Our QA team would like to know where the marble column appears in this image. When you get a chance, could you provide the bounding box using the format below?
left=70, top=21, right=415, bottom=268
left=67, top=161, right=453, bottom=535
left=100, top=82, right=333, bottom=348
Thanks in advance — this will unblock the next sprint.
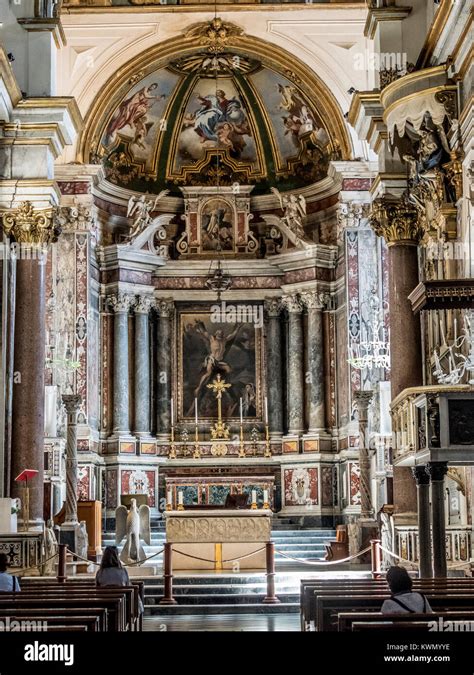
left=134, top=295, right=153, bottom=436
left=301, top=291, right=326, bottom=432
left=156, top=299, right=174, bottom=438
left=264, top=298, right=283, bottom=436
left=412, top=465, right=432, bottom=578
left=283, top=294, right=304, bottom=434
left=62, top=394, right=82, bottom=526
left=370, top=198, right=423, bottom=523
left=108, top=293, right=134, bottom=435
left=2, top=203, right=57, bottom=525
left=427, top=461, right=448, bottom=578
left=353, top=391, right=374, bottom=519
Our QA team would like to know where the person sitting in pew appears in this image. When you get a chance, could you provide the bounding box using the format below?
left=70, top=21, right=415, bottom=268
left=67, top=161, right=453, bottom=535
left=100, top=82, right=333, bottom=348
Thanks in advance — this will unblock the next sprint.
left=382, top=566, right=433, bottom=614
left=96, top=546, right=131, bottom=587
left=0, top=553, right=20, bottom=592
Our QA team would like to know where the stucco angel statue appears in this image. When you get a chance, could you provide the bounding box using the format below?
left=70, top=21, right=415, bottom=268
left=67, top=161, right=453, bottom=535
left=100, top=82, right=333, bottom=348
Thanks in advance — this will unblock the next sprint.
left=126, top=190, right=169, bottom=242
left=115, top=498, right=151, bottom=565
left=270, top=187, right=307, bottom=240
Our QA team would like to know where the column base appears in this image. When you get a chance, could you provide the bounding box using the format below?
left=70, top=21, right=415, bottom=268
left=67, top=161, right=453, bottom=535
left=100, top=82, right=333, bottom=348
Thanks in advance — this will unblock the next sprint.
left=302, top=431, right=332, bottom=453
left=281, top=434, right=300, bottom=454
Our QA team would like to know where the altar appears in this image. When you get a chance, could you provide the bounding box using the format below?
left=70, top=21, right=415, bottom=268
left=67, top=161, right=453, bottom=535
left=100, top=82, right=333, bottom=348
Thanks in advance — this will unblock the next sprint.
left=164, top=509, right=272, bottom=570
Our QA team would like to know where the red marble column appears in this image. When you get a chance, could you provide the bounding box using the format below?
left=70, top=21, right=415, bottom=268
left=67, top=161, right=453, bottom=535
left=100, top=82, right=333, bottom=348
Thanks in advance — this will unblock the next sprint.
left=10, top=257, right=46, bottom=524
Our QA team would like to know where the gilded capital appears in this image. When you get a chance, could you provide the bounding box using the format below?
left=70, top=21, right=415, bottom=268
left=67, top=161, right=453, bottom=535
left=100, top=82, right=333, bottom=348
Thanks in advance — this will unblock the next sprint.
left=369, top=197, right=423, bottom=246
left=2, top=201, right=59, bottom=246
left=300, top=290, right=324, bottom=311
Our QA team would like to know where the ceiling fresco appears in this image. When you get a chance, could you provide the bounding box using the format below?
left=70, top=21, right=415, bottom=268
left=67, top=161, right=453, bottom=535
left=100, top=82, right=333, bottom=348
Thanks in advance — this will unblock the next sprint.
left=94, top=52, right=339, bottom=196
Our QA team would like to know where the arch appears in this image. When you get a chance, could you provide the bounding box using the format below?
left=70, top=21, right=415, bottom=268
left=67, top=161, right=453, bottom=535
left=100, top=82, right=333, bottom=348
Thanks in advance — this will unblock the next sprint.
left=78, top=24, right=352, bottom=166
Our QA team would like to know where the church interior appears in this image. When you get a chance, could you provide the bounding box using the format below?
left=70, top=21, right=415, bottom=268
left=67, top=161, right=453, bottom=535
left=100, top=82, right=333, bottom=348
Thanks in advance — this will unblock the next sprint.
left=0, top=0, right=473, bottom=644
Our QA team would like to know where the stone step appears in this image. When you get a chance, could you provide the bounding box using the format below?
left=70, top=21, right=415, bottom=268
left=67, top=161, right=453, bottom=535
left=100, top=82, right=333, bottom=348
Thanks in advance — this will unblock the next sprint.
left=144, top=584, right=300, bottom=596
left=145, top=602, right=299, bottom=615
left=145, top=592, right=299, bottom=605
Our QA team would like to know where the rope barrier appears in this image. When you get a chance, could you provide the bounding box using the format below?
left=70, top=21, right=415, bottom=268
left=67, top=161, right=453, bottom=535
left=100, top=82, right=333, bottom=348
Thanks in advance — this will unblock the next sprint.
left=18, top=551, right=60, bottom=576
left=172, top=546, right=267, bottom=564
left=378, top=544, right=420, bottom=568
left=274, top=545, right=372, bottom=566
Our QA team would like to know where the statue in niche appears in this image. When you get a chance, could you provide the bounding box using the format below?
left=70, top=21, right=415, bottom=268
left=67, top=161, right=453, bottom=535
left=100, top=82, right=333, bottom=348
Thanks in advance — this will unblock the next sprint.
left=115, top=498, right=151, bottom=565
left=126, top=190, right=169, bottom=242
left=270, top=187, right=307, bottom=240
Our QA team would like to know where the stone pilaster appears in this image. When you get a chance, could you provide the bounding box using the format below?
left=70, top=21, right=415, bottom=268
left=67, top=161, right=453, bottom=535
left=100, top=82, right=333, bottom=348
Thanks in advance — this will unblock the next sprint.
left=62, top=394, right=82, bottom=526
left=264, top=298, right=284, bottom=437
left=108, top=292, right=135, bottom=435
left=412, top=465, right=432, bottom=578
left=282, top=294, right=304, bottom=434
left=2, top=202, right=58, bottom=525
left=301, top=291, right=326, bottom=432
left=134, top=295, right=153, bottom=436
left=155, top=298, right=174, bottom=438
left=427, top=461, right=449, bottom=578
left=353, top=390, right=374, bottom=520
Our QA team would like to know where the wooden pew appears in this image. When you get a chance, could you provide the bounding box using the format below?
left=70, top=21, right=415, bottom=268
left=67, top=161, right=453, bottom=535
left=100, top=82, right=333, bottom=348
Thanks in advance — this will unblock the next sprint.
left=0, top=607, right=107, bottom=632
left=0, top=593, right=127, bottom=632
left=338, top=610, right=474, bottom=632
left=315, top=593, right=474, bottom=632
left=300, top=578, right=474, bottom=631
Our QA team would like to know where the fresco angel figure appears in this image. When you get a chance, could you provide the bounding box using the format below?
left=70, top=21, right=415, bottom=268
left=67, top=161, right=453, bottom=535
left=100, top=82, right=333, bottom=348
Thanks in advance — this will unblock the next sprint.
left=126, top=190, right=169, bottom=242
left=271, top=187, right=307, bottom=240
left=104, top=83, right=165, bottom=147
left=277, top=83, right=315, bottom=134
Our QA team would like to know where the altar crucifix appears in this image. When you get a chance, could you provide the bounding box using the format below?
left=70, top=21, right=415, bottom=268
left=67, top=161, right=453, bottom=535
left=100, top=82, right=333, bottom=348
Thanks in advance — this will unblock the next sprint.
left=206, top=374, right=232, bottom=456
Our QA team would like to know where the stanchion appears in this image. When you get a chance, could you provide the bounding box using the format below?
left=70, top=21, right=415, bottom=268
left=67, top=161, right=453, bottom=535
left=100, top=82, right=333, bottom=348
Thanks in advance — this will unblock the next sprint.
left=370, top=538, right=382, bottom=579
left=262, top=542, right=280, bottom=604
left=57, top=543, right=67, bottom=583
left=159, top=542, right=177, bottom=605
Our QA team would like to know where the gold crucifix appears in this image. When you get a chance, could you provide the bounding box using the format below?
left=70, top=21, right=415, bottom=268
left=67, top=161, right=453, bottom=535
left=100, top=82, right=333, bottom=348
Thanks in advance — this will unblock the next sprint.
left=207, top=374, right=231, bottom=422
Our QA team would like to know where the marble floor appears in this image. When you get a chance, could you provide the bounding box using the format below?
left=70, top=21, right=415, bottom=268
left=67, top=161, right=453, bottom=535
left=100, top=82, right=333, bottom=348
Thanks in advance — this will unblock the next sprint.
left=143, top=613, right=300, bottom=632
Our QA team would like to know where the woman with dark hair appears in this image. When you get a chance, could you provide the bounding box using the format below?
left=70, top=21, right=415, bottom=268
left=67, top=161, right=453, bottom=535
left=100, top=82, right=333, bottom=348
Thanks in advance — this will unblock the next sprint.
left=0, top=553, right=20, bottom=592
left=96, top=546, right=130, bottom=587
left=381, top=566, right=433, bottom=614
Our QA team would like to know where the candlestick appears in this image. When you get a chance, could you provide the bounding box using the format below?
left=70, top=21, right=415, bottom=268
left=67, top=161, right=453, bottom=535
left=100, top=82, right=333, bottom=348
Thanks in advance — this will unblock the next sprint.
left=251, top=489, right=257, bottom=510
left=177, top=490, right=184, bottom=511
left=264, top=396, right=268, bottom=425
left=169, top=399, right=177, bottom=459
left=194, top=397, right=198, bottom=425
left=238, top=421, right=245, bottom=458
left=239, top=397, right=243, bottom=424
left=193, top=423, right=200, bottom=459
left=263, top=489, right=269, bottom=510
left=264, top=424, right=272, bottom=458
left=166, top=489, right=172, bottom=511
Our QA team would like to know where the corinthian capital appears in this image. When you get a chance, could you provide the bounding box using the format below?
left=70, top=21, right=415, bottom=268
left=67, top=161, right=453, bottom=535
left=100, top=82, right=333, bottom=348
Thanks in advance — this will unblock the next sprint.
left=107, top=292, right=135, bottom=314
left=154, top=298, right=174, bottom=318
left=135, top=295, right=154, bottom=315
left=300, top=290, right=324, bottom=310
left=369, top=196, right=423, bottom=246
left=2, top=201, right=59, bottom=245
left=264, top=297, right=283, bottom=317
left=62, top=394, right=82, bottom=414
left=282, top=294, right=303, bottom=313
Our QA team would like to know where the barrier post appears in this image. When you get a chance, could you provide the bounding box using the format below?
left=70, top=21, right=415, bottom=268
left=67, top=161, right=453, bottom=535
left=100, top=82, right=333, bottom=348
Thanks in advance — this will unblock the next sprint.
left=159, top=543, right=177, bottom=605
left=57, top=543, right=67, bottom=583
left=370, top=538, right=382, bottom=579
left=262, top=542, right=280, bottom=604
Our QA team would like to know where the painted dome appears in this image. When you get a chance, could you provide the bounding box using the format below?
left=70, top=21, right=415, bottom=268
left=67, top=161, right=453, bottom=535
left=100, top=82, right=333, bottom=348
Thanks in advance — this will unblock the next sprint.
left=92, top=50, right=341, bottom=196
